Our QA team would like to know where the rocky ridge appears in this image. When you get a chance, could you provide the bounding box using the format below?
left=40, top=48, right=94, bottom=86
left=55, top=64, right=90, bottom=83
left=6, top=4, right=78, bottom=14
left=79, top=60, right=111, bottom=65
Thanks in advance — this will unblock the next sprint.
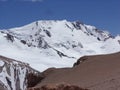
left=0, top=55, right=42, bottom=90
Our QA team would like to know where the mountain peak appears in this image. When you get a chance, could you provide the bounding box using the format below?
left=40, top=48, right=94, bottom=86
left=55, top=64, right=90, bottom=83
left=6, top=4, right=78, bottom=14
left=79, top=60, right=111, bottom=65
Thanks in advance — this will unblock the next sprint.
left=0, top=20, right=120, bottom=72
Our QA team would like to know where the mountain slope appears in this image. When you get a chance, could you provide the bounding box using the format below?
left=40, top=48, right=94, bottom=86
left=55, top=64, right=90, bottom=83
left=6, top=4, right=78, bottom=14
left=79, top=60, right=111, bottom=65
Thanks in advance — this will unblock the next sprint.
left=32, top=52, right=120, bottom=90
left=0, top=20, right=120, bottom=71
left=0, top=55, right=41, bottom=90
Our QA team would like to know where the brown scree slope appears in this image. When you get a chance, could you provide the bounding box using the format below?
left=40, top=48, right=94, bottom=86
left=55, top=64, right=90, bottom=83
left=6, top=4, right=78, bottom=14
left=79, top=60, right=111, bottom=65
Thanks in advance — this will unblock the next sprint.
left=33, top=52, right=120, bottom=90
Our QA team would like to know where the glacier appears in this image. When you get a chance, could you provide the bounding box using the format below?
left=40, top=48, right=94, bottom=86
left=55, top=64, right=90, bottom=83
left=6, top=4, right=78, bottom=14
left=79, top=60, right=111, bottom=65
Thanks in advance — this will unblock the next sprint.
left=0, top=20, right=120, bottom=72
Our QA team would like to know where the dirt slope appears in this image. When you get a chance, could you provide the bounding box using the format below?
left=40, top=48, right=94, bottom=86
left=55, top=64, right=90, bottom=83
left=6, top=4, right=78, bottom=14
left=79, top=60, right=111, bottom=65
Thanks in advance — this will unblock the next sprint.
left=35, top=52, right=120, bottom=90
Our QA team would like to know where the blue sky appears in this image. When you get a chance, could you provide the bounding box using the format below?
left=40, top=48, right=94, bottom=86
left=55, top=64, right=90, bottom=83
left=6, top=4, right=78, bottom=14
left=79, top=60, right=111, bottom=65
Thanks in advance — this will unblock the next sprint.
left=0, top=0, right=120, bottom=35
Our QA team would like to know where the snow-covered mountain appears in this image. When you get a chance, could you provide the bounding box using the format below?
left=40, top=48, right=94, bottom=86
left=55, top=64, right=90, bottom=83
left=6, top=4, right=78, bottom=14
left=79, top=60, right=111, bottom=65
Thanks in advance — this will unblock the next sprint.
left=0, top=20, right=120, bottom=71
left=0, top=55, right=41, bottom=90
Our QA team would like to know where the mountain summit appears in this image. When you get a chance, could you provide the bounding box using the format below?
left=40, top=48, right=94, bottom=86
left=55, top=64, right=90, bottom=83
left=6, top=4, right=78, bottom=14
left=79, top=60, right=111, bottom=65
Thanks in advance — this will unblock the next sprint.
left=0, top=20, right=120, bottom=71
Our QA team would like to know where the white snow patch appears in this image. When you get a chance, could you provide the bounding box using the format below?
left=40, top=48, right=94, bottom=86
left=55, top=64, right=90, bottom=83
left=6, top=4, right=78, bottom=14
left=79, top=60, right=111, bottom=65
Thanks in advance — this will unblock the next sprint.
left=0, top=60, right=4, bottom=66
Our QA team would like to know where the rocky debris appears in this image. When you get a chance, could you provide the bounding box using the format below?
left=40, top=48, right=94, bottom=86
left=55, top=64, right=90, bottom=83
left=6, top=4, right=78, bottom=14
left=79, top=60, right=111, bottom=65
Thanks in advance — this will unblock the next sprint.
left=28, top=84, right=89, bottom=90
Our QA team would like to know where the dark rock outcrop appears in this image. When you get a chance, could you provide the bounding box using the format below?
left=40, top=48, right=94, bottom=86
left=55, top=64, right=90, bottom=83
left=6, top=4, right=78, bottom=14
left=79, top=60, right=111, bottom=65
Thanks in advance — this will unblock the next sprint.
left=5, top=33, right=14, bottom=42
left=73, top=56, right=88, bottom=67
left=27, top=73, right=44, bottom=88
